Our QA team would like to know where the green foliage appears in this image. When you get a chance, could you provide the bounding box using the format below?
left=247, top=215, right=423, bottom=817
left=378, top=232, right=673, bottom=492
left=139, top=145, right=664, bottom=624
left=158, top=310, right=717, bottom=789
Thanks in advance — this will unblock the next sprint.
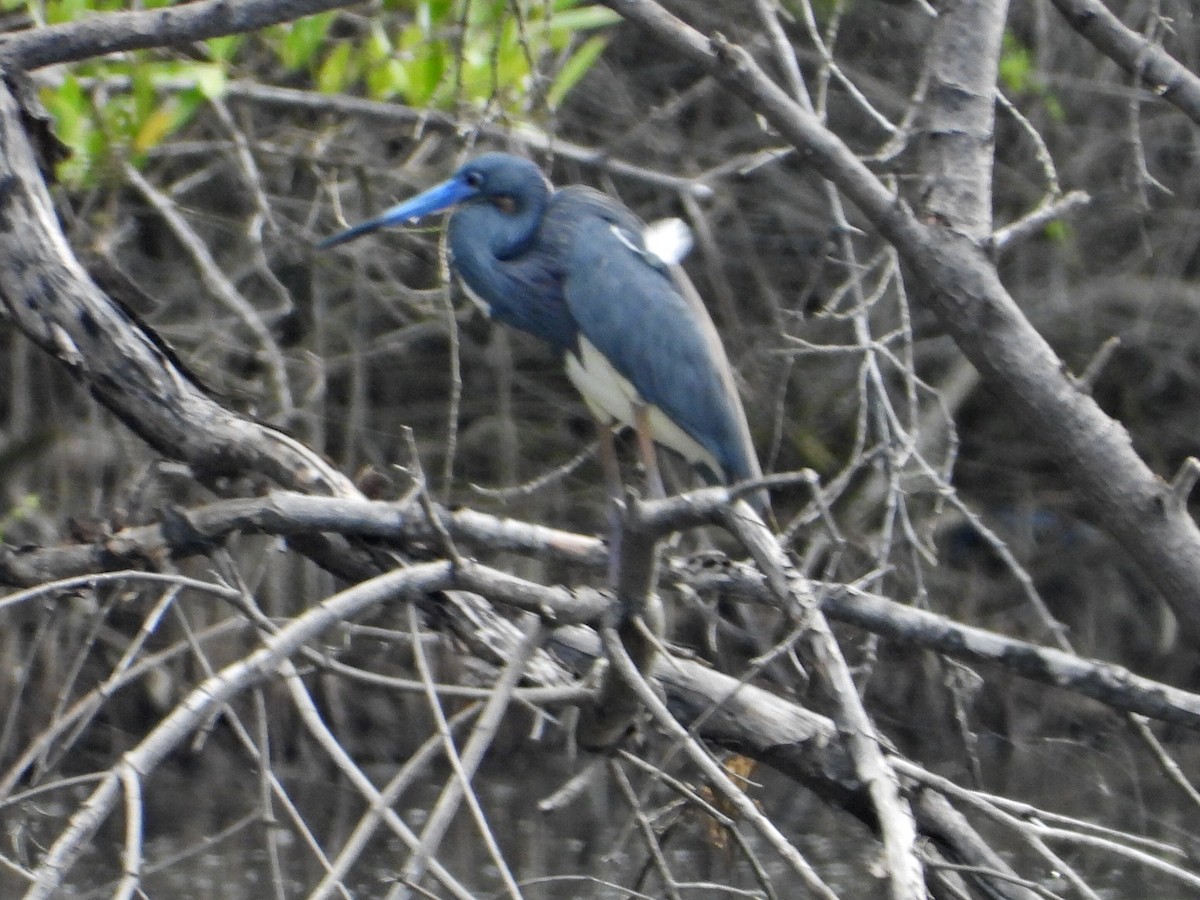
left=0, top=494, right=39, bottom=541
left=1042, top=219, right=1070, bottom=243
left=39, top=58, right=226, bottom=186
left=1000, top=31, right=1064, bottom=122
left=288, top=0, right=620, bottom=110
left=30, top=0, right=616, bottom=187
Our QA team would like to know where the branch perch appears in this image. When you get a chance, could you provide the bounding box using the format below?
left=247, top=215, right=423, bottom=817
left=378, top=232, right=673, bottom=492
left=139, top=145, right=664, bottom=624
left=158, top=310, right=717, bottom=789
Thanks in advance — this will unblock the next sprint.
left=598, top=0, right=1200, bottom=644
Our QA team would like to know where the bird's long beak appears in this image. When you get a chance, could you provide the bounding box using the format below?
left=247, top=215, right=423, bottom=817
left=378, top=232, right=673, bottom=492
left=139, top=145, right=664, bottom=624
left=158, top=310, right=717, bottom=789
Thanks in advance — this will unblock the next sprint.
left=318, top=177, right=478, bottom=248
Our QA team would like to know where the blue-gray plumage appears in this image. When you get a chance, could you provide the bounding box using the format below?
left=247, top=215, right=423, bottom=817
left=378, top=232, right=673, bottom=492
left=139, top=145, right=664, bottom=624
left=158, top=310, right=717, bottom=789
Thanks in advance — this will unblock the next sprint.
left=320, top=153, right=764, bottom=510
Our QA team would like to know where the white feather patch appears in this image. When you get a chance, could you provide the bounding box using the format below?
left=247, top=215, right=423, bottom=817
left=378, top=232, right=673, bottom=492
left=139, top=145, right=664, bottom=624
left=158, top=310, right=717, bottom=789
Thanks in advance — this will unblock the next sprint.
left=643, top=217, right=694, bottom=266
left=459, top=278, right=492, bottom=316
left=565, top=336, right=719, bottom=474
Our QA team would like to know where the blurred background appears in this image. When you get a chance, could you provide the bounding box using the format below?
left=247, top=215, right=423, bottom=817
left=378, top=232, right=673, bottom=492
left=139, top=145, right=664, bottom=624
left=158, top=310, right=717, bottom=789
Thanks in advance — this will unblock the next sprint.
left=2, top=0, right=1200, bottom=894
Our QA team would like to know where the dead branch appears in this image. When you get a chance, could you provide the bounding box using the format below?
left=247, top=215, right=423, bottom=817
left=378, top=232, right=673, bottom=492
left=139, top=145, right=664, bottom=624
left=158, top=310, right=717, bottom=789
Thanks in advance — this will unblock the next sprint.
left=6, top=493, right=1200, bottom=730
left=0, top=0, right=365, bottom=71
left=597, top=0, right=1200, bottom=644
left=1046, top=0, right=1200, bottom=126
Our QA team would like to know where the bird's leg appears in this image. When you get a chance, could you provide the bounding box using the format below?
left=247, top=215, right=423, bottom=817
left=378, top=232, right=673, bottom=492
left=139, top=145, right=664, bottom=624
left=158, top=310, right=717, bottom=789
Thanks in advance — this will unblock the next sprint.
left=595, top=421, right=624, bottom=504
left=595, top=421, right=627, bottom=586
left=581, top=418, right=665, bottom=752
left=632, top=404, right=666, bottom=501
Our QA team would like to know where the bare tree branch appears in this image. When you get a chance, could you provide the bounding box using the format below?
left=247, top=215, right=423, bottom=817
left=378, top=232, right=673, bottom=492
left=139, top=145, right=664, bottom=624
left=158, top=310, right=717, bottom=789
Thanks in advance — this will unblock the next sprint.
left=6, top=492, right=1200, bottom=729
left=597, top=0, right=1200, bottom=642
left=723, top=502, right=925, bottom=900
left=23, top=563, right=453, bottom=899
left=0, top=2, right=1196, bottom=895
left=1047, top=0, right=1200, bottom=126
left=0, top=0, right=365, bottom=71
left=914, top=0, right=1009, bottom=239
left=216, top=79, right=714, bottom=197
left=0, top=81, right=355, bottom=496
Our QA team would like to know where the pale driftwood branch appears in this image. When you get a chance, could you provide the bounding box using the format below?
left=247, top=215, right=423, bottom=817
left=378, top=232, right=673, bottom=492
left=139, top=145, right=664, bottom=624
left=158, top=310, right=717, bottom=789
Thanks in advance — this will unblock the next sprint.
left=991, top=188, right=1091, bottom=255
left=0, top=82, right=355, bottom=498
left=23, top=563, right=453, bottom=899
left=789, top=579, right=1200, bottom=731
left=1046, top=0, right=1200, bottom=126
left=898, top=759, right=1200, bottom=896
left=596, top=623, right=843, bottom=900
left=397, top=608, right=540, bottom=898
left=0, top=0, right=364, bottom=71
left=0, top=614, right=247, bottom=800
left=2, top=562, right=1042, bottom=898
left=0, top=493, right=606, bottom=588
left=913, top=0, right=1008, bottom=240
left=722, top=501, right=925, bottom=900
left=6, top=492, right=1200, bottom=730
left=298, top=692, right=480, bottom=900
left=597, top=0, right=1200, bottom=645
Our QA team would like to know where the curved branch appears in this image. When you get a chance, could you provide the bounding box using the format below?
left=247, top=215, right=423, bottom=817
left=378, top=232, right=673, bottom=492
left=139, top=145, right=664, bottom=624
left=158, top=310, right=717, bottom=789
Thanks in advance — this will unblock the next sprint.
left=1047, top=0, right=1200, bottom=126
left=0, top=0, right=364, bottom=71
left=552, top=625, right=1043, bottom=900
left=24, top=563, right=453, bottom=899
left=6, top=491, right=1200, bottom=729
left=0, top=79, right=354, bottom=497
left=598, top=0, right=1200, bottom=643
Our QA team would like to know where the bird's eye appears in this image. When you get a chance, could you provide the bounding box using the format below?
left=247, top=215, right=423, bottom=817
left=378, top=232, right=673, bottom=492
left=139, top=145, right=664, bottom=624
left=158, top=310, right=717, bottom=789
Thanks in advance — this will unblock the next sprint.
left=465, top=171, right=484, bottom=188
left=491, top=195, right=517, bottom=214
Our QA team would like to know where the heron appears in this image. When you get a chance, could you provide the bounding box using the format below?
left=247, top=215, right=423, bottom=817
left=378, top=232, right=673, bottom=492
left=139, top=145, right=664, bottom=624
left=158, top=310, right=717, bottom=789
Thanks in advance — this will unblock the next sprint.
left=320, top=152, right=765, bottom=511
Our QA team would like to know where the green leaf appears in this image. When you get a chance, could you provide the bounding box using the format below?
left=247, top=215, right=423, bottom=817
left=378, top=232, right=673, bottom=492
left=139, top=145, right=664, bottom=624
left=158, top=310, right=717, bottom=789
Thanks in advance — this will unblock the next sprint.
left=205, top=34, right=244, bottom=64
left=169, top=62, right=227, bottom=99
left=365, top=20, right=393, bottom=62
left=133, top=101, right=179, bottom=152
left=541, top=6, right=621, bottom=32
left=1043, top=220, right=1070, bottom=243
left=0, top=494, right=41, bottom=542
left=317, top=42, right=355, bottom=94
left=46, top=0, right=86, bottom=25
left=132, top=86, right=205, bottom=153
left=41, top=75, right=100, bottom=185
left=278, top=12, right=335, bottom=70
left=999, top=32, right=1033, bottom=95
left=407, top=41, right=445, bottom=105
left=130, top=64, right=156, bottom=122
left=547, top=34, right=606, bottom=109
left=427, top=0, right=454, bottom=22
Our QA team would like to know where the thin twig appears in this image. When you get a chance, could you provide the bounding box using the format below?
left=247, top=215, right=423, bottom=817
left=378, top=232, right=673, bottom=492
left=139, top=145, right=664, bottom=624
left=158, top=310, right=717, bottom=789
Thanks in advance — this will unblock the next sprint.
left=596, top=624, right=840, bottom=900
left=394, top=607, right=544, bottom=898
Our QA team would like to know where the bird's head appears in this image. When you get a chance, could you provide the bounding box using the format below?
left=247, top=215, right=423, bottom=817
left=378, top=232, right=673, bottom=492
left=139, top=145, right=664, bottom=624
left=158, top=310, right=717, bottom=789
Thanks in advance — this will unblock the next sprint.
left=318, top=153, right=551, bottom=251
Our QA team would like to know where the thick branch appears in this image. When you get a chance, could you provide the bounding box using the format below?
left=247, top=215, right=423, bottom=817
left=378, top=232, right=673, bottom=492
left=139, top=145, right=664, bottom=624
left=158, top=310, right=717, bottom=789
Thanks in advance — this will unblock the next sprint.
left=577, top=495, right=664, bottom=751
left=553, top=625, right=1042, bottom=900
left=0, top=0, right=365, bottom=71
left=915, top=0, right=1009, bottom=238
left=6, top=491, right=1200, bottom=730
left=1047, top=0, right=1200, bottom=126
left=0, top=80, right=355, bottom=497
left=599, top=0, right=1200, bottom=642
left=709, top=568, right=1200, bottom=731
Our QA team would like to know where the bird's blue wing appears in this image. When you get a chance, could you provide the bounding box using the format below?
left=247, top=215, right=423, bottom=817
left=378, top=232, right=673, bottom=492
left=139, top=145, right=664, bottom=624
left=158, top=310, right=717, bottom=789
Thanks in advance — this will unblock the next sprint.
left=554, top=188, right=759, bottom=487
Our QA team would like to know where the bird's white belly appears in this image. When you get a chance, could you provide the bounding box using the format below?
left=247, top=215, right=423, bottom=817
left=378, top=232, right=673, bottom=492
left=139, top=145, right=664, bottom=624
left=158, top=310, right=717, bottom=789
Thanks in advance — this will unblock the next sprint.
left=564, top=337, right=720, bottom=476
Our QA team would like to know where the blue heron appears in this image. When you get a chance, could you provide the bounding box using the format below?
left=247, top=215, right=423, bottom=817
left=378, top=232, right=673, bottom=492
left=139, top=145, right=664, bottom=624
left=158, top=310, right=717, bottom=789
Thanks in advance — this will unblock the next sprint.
left=320, top=153, right=764, bottom=511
